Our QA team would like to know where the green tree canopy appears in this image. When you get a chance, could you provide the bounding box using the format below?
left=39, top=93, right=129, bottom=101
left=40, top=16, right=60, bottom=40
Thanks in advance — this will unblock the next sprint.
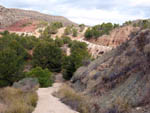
left=62, top=41, right=90, bottom=80
left=33, top=42, right=63, bottom=72
left=84, top=23, right=120, bottom=39
left=0, top=48, right=25, bottom=86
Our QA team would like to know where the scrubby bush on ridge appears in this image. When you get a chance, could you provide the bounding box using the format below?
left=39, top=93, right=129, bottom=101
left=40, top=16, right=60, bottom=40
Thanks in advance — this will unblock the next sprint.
left=84, top=23, right=120, bottom=39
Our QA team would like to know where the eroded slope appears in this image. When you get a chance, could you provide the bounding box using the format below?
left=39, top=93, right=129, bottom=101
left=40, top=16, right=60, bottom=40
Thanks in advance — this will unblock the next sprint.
left=71, top=29, right=150, bottom=113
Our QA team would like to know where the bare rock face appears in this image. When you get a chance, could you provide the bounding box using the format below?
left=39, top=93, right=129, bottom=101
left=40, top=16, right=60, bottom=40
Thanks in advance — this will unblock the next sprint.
left=13, top=78, right=39, bottom=92
left=71, top=29, right=150, bottom=113
left=0, top=5, right=77, bottom=29
left=89, top=25, right=140, bottom=48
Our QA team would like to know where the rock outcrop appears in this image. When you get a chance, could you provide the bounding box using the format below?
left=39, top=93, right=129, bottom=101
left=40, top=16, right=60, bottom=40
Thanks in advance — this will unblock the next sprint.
left=71, top=29, right=150, bottom=113
left=74, top=38, right=112, bottom=58
left=13, top=78, right=39, bottom=92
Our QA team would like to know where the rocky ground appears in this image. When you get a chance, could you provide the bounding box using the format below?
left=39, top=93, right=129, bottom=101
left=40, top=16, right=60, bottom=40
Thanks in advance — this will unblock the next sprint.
left=71, top=29, right=150, bottom=113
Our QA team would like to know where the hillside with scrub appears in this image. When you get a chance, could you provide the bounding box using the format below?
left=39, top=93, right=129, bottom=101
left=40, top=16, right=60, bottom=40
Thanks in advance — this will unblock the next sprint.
left=1, top=4, right=150, bottom=113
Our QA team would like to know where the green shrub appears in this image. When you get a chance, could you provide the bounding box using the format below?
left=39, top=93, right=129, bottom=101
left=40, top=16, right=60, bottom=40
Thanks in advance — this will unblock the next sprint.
left=62, top=41, right=90, bottom=80
left=55, top=38, right=64, bottom=47
left=79, top=24, right=85, bottom=32
left=0, top=48, right=25, bottom=86
left=70, top=41, right=88, bottom=52
left=62, top=36, right=72, bottom=44
left=0, top=32, right=41, bottom=87
left=84, top=23, right=119, bottom=39
left=131, top=20, right=150, bottom=29
left=27, top=67, right=53, bottom=87
left=40, top=22, right=63, bottom=38
left=33, top=42, right=63, bottom=72
left=72, top=28, right=78, bottom=37
left=123, top=21, right=132, bottom=26
left=64, top=26, right=72, bottom=35
left=38, top=21, right=48, bottom=27
left=84, top=28, right=93, bottom=39
left=51, top=22, right=63, bottom=28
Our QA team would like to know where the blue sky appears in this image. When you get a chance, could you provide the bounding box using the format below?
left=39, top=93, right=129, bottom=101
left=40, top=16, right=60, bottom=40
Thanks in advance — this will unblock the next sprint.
left=0, top=0, right=150, bottom=25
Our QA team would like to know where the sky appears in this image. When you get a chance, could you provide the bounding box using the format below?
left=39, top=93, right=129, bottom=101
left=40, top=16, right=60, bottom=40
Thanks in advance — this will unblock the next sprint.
left=0, top=0, right=150, bottom=25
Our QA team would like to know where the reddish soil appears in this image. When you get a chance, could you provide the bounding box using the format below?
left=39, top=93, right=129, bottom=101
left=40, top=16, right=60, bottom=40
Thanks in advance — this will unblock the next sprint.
left=0, top=19, right=39, bottom=32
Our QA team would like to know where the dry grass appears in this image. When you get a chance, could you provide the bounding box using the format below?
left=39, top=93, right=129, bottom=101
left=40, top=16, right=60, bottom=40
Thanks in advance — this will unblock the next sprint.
left=0, top=87, right=38, bottom=113
left=55, top=84, right=90, bottom=113
left=109, top=97, right=131, bottom=113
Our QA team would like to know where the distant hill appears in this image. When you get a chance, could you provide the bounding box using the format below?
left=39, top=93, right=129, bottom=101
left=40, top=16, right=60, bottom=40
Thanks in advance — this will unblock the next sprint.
left=0, top=5, right=77, bottom=28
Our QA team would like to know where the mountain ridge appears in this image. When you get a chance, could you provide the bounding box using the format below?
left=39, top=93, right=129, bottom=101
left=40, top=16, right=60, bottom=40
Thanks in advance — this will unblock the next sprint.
left=0, top=5, right=77, bottom=28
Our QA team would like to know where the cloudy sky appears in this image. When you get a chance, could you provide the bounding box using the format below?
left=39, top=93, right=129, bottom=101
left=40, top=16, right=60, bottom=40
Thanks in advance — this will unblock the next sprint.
left=0, top=0, right=149, bottom=25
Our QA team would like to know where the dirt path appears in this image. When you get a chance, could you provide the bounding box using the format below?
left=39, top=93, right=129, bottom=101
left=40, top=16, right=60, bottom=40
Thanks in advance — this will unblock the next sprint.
left=32, top=83, right=78, bottom=113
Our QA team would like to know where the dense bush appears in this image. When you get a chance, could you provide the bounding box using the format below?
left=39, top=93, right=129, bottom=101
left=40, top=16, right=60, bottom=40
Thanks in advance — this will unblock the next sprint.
left=17, top=36, right=38, bottom=50
left=55, top=38, right=64, bottom=47
left=40, top=26, right=51, bottom=38
left=62, top=36, right=72, bottom=44
left=84, top=28, right=93, bottom=39
left=0, top=32, right=32, bottom=86
left=62, top=41, right=90, bottom=80
left=123, top=21, right=132, bottom=26
left=134, top=20, right=150, bottom=29
left=0, top=29, right=92, bottom=86
left=26, top=67, right=53, bottom=87
left=33, top=42, right=63, bottom=72
left=79, top=24, right=85, bottom=32
left=125, top=20, right=150, bottom=29
left=69, top=40, right=88, bottom=52
left=51, top=22, right=63, bottom=28
left=84, top=23, right=119, bottom=39
left=0, top=48, right=25, bottom=86
left=64, top=26, right=72, bottom=35
left=72, top=28, right=78, bottom=37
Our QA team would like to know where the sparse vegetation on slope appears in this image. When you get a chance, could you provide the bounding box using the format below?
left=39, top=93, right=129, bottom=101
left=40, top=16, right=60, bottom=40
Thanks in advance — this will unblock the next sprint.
left=55, top=84, right=90, bottom=113
left=0, top=5, right=76, bottom=29
left=71, top=29, right=150, bottom=113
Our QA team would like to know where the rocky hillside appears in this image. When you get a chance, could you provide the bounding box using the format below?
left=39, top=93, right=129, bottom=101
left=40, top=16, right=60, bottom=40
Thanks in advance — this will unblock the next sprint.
left=0, top=5, right=76, bottom=29
left=71, top=29, right=150, bottom=113
left=88, top=25, right=140, bottom=47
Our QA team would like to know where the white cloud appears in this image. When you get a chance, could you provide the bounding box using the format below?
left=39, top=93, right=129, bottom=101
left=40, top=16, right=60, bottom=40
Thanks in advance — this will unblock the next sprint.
left=62, top=7, right=145, bottom=25
left=129, top=0, right=150, bottom=7
left=0, top=0, right=149, bottom=25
